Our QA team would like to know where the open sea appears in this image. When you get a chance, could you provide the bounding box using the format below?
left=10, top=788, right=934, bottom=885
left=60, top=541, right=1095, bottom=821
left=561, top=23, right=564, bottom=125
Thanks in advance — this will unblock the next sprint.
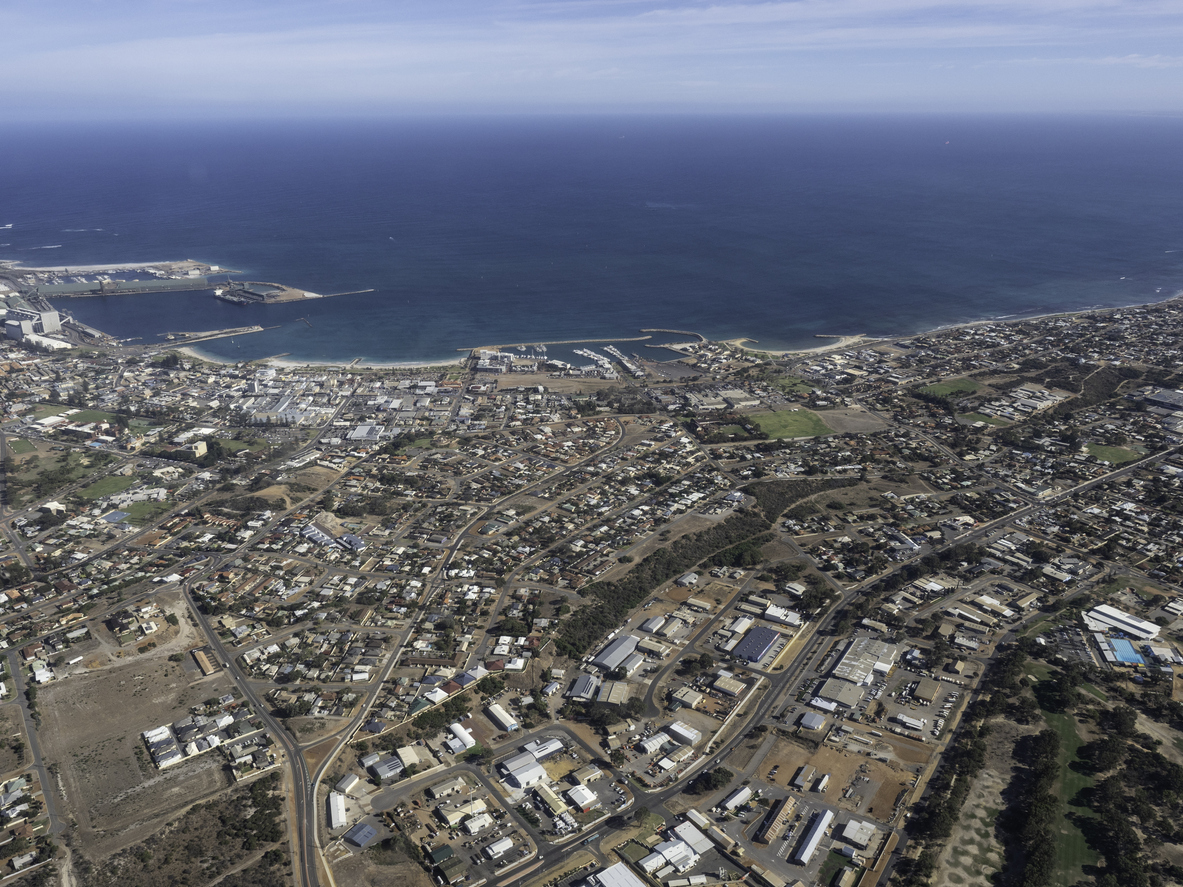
left=2, top=115, right=1182, bottom=365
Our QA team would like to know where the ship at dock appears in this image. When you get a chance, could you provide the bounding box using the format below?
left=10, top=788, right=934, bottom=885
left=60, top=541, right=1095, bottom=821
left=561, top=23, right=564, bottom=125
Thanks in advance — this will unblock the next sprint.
left=213, top=288, right=251, bottom=305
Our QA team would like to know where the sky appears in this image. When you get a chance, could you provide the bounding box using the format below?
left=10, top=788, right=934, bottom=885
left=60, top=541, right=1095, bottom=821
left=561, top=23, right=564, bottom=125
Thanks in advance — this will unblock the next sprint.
left=3, top=0, right=1182, bottom=118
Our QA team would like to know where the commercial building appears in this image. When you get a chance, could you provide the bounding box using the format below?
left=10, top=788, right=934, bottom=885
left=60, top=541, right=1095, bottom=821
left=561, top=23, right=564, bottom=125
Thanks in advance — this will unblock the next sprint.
left=732, top=627, right=782, bottom=663
left=335, top=773, right=361, bottom=794
left=793, top=809, right=834, bottom=865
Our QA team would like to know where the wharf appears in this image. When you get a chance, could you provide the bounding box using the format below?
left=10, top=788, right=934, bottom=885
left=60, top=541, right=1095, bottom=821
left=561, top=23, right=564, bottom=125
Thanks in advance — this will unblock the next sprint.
left=458, top=335, right=651, bottom=353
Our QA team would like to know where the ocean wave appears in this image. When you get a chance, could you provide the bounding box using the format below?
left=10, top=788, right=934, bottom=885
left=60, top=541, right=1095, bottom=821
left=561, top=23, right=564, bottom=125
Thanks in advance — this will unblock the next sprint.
left=28, top=244, right=63, bottom=249
left=61, top=228, right=104, bottom=232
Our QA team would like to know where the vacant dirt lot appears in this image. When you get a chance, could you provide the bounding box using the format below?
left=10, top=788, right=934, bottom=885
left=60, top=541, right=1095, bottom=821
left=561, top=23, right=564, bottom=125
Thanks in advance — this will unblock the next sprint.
left=819, top=407, right=890, bottom=434
left=0, top=706, right=28, bottom=774
left=39, top=655, right=236, bottom=856
left=331, top=845, right=433, bottom=887
left=931, top=717, right=1036, bottom=887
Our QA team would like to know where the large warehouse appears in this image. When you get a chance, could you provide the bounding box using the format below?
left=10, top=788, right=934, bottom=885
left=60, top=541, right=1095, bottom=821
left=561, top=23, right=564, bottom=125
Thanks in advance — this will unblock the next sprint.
left=592, top=635, right=641, bottom=671
left=831, top=636, right=900, bottom=685
left=732, top=626, right=782, bottom=663
left=1085, top=604, right=1159, bottom=641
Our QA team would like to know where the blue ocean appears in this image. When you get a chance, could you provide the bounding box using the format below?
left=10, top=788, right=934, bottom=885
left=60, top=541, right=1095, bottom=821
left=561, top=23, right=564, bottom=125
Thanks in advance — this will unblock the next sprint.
left=2, top=115, right=1182, bottom=365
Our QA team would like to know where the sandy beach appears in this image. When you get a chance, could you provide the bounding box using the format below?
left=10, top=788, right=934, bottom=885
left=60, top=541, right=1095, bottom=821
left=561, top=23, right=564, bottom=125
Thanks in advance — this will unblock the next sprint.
left=722, top=334, right=874, bottom=356
left=175, top=345, right=462, bottom=370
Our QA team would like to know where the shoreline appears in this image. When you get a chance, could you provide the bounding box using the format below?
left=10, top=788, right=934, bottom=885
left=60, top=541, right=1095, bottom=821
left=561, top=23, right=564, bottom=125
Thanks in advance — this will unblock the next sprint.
left=113, top=289, right=1183, bottom=372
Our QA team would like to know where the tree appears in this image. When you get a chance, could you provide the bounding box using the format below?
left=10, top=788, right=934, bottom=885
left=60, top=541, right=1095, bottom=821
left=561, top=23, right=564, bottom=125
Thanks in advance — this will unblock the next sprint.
left=690, top=767, right=733, bottom=794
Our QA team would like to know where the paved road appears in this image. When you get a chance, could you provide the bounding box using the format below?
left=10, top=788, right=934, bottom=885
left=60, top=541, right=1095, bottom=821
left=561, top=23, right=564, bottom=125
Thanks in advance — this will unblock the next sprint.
left=4, top=651, right=67, bottom=836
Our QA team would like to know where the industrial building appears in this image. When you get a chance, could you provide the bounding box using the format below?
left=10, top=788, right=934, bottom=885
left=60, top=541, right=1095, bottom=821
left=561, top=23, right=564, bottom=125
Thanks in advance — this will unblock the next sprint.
left=815, top=677, right=865, bottom=708
left=428, top=777, right=468, bottom=799
left=344, top=822, right=379, bottom=848
left=566, top=784, right=600, bottom=812
left=832, top=636, right=900, bottom=685
left=524, top=737, right=564, bottom=759
left=567, top=673, right=601, bottom=701
left=665, top=721, right=702, bottom=746
left=592, top=635, right=641, bottom=671
left=484, top=837, right=515, bottom=859
left=597, top=680, right=631, bottom=705
left=585, top=862, right=649, bottom=887
left=840, top=819, right=878, bottom=849
left=799, top=711, right=827, bottom=731
left=732, top=626, right=782, bottom=663
left=713, top=674, right=747, bottom=696
left=793, top=809, right=834, bottom=865
left=327, top=791, right=347, bottom=830
left=790, top=765, right=815, bottom=791
left=486, top=703, right=520, bottom=732
left=721, top=786, right=752, bottom=811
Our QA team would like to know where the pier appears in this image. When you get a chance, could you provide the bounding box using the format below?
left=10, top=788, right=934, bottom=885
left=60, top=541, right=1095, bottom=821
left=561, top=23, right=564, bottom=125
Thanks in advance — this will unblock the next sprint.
left=160, top=325, right=278, bottom=344
left=640, top=327, right=706, bottom=342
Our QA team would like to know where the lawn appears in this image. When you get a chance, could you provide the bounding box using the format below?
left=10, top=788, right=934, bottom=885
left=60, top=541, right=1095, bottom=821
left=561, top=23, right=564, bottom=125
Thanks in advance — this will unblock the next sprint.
left=1085, top=444, right=1140, bottom=465
left=78, top=475, right=136, bottom=501
left=751, top=409, right=831, bottom=439
left=31, top=404, right=73, bottom=420
left=959, top=412, right=1009, bottom=426
left=817, top=850, right=860, bottom=886
left=123, top=499, right=175, bottom=526
left=773, top=375, right=813, bottom=395
left=5, top=438, right=35, bottom=455
left=68, top=409, right=117, bottom=423
left=922, top=378, right=980, bottom=397
left=1041, top=711, right=1100, bottom=886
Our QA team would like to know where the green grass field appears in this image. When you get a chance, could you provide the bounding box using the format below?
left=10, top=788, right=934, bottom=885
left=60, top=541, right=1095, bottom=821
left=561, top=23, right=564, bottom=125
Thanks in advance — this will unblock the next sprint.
left=1085, top=444, right=1140, bottom=464
left=78, top=475, right=136, bottom=501
left=5, top=439, right=35, bottom=455
left=31, top=404, right=73, bottom=420
left=123, top=499, right=174, bottom=525
left=751, top=409, right=831, bottom=439
left=68, top=409, right=117, bottom=423
left=959, top=412, right=1009, bottom=426
left=817, top=851, right=861, bottom=886
left=774, top=375, right=813, bottom=394
left=1041, top=711, right=1100, bottom=886
left=922, top=378, right=981, bottom=397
